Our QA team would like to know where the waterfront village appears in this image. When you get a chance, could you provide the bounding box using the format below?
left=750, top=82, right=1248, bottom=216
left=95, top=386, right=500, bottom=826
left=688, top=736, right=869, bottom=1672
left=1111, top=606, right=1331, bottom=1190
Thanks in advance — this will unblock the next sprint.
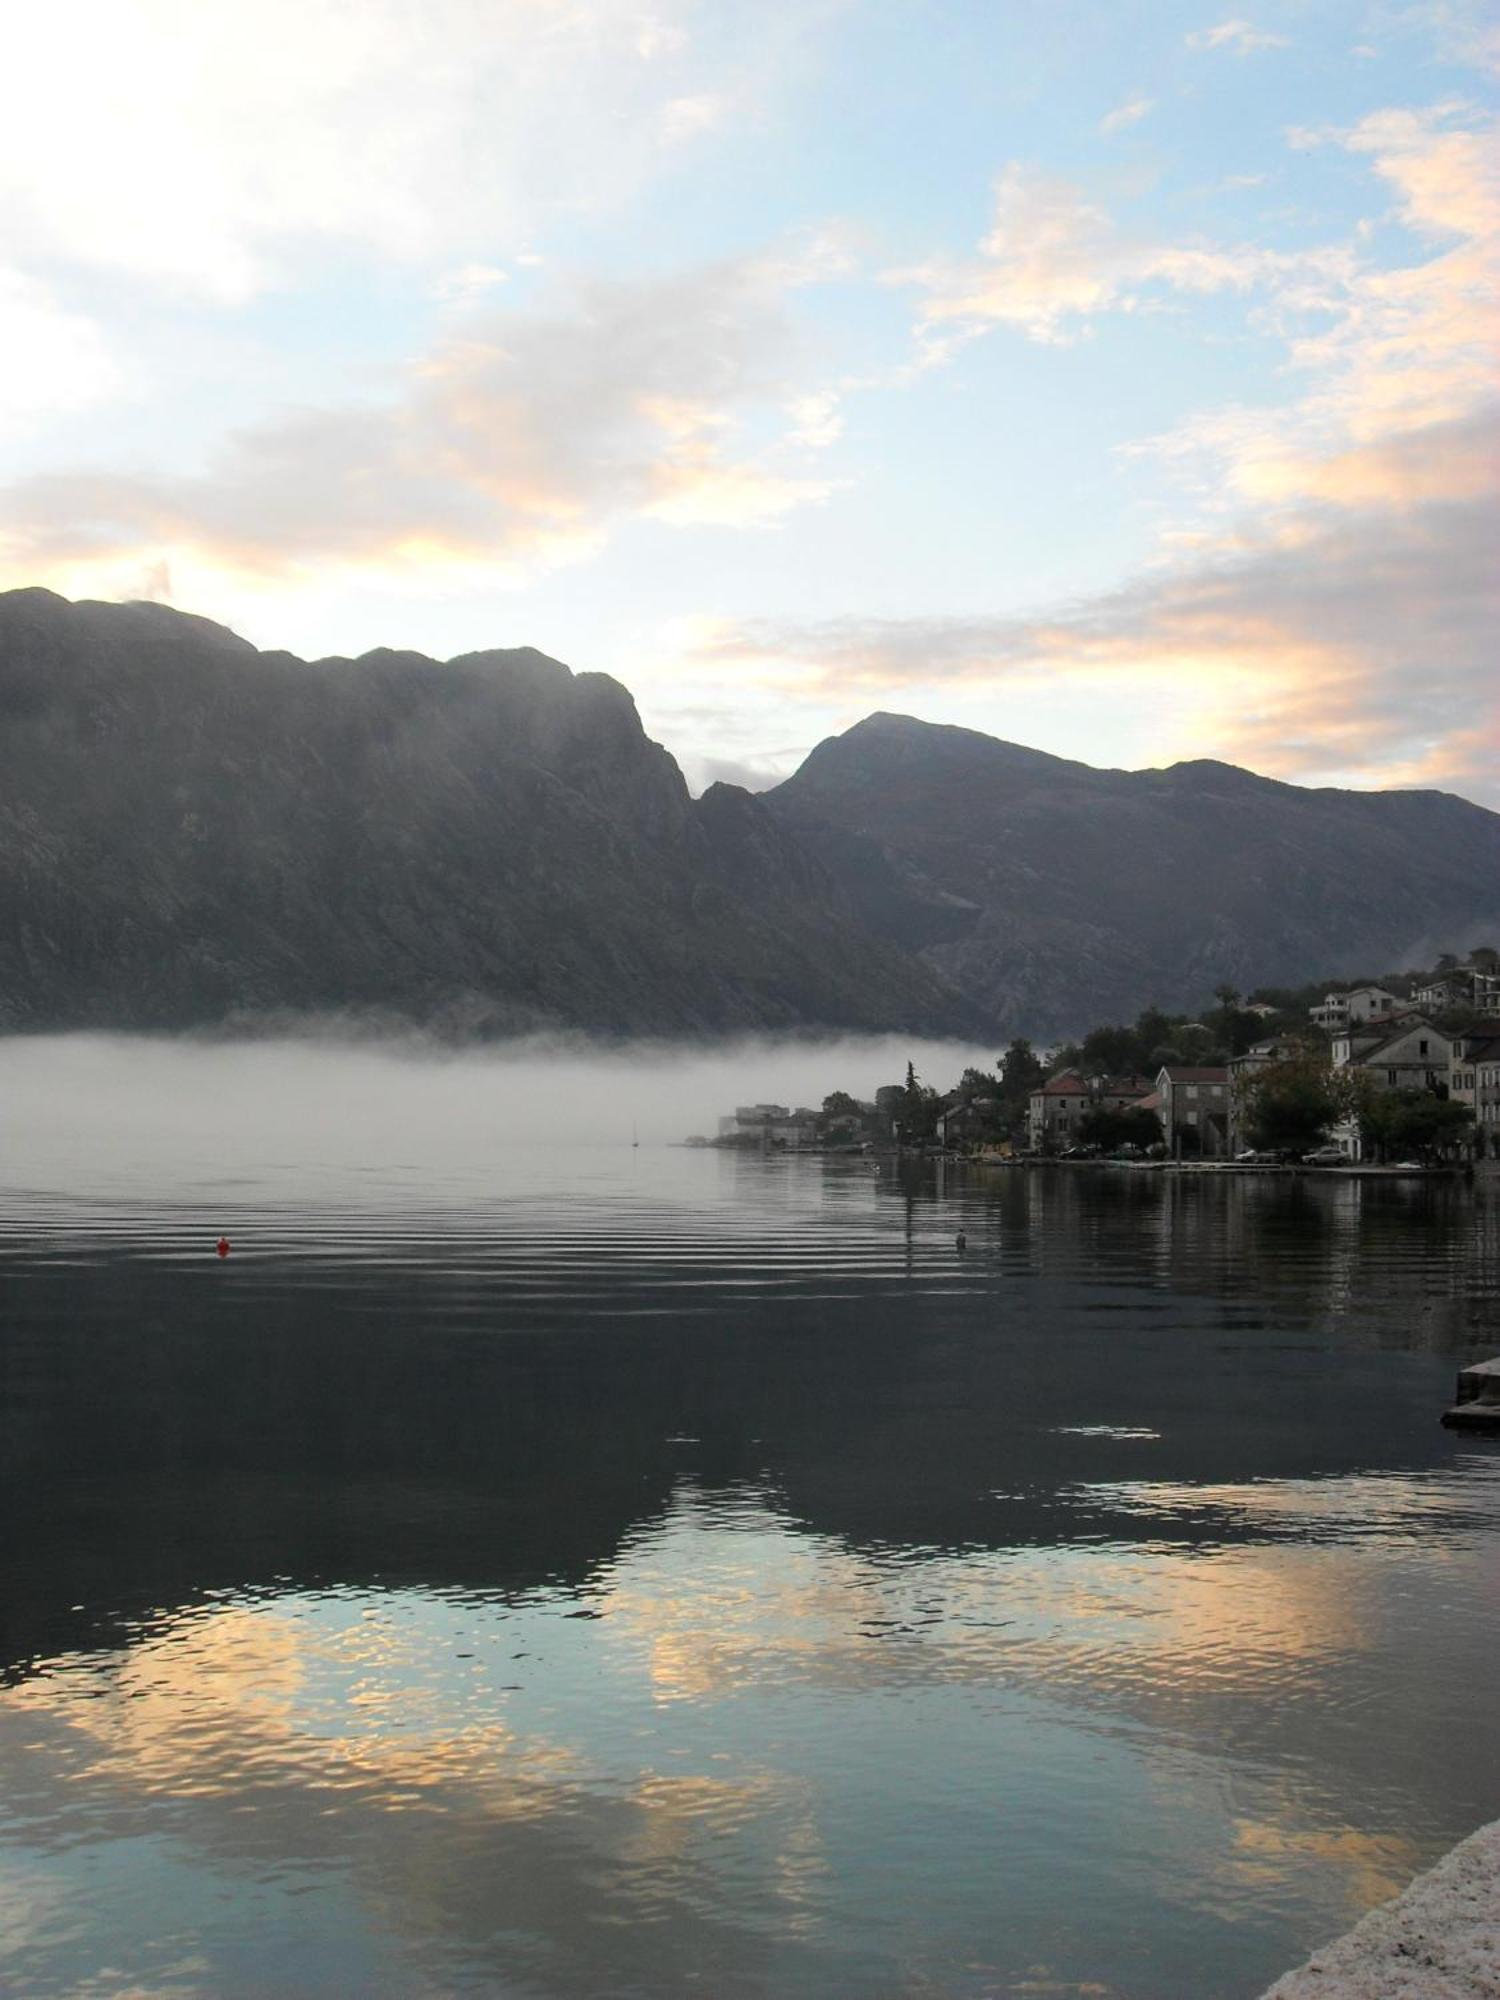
left=690, top=953, right=1500, bottom=1170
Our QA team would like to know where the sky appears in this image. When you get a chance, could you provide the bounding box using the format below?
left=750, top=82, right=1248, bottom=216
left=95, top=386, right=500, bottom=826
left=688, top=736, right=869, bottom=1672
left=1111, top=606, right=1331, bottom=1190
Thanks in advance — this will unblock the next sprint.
left=0, top=0, right=1495, bottom=801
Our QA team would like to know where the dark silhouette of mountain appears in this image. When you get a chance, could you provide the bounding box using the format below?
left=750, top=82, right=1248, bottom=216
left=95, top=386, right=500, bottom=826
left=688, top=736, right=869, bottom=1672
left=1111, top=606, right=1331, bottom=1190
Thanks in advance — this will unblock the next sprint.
left=8, top=592, right=1497, bottom=1044
left=0, top=591, right=986, bottom=1037
left=765, top=712, right=1500, bottom=1037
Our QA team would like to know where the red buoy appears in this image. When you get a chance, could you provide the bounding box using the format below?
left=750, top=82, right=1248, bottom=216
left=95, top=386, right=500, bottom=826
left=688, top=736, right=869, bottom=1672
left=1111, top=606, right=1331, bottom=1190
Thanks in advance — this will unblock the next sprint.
left=216, top=1236, right=230, bottom=1258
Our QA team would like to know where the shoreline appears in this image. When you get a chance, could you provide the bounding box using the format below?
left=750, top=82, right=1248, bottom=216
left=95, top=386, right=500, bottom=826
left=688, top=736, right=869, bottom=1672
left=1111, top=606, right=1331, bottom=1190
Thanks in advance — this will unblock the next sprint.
left=695, top=1143, right=1469, bottom=1179
left=1259, top=1817, right=1500, bottom=1997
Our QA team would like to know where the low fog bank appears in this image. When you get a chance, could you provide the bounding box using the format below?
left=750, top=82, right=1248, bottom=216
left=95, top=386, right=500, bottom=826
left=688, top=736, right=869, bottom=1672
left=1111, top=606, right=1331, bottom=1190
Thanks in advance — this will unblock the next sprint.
left=0, top=1032, right=996, bottom=1186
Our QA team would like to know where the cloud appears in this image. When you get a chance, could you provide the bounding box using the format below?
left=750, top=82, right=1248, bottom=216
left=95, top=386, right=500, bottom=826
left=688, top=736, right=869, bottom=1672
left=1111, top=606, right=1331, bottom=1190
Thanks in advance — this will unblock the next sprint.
left=892, top=164, right=1273, bottom=346
left=680, top=475, right=1499, bottom=797
left=691, top=101, right=1500, bottom=804
left=1409, top=1, right=1500, bottom=77
left=1099, top=97, right=1156, bottom=135
left=0, top=1, right=804, bottom=302
left=1186, top=19, right=1290, bottom=54
left=0, top=257, right=844, bottom=591
left=0, top=268, right=120, bottom=432
left=1140, top=105, right=1500, bottom=501
left=681, top=753, right=790, bottom=795
left=434, top=263, right=511, bottom=306
left=659, top=93, right=732, bottom=144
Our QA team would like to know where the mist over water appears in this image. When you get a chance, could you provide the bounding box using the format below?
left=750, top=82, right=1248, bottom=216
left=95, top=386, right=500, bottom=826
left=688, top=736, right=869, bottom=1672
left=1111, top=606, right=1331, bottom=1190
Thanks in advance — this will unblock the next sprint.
left=0, top=1032, right=995, bottom=1184
left=3, top=1036, right=1499, bottom=2000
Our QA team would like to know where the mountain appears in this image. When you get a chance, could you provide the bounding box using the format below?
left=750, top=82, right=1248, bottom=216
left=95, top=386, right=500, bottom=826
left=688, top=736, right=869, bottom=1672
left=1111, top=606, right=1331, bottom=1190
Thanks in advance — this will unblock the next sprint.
left=8, top=592, right=1497, bottom=1045
left=0, top=591, right=987, bottom=1038
left=765, top=712, right=1500, bottom=1038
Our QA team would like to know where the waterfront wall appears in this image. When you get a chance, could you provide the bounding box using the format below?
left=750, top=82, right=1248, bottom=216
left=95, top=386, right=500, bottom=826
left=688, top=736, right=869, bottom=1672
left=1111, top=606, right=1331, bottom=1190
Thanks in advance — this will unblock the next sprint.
left=1260, top=1817, right=1500, bottom=1998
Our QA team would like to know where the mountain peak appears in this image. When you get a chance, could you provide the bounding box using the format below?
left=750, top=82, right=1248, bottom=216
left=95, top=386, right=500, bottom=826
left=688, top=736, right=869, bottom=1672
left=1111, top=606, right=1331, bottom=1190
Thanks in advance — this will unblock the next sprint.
left=771, top=712, right=1098, bottom=817
left=0, top=589, right=984, bottom=1040
left=763, top=708, right=1500, bottom=1037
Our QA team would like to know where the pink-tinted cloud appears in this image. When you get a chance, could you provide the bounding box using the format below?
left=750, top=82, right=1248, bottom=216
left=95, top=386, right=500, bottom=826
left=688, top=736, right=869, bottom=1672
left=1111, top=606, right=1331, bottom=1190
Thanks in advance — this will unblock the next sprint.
left=814, top=99, right=1498, bottom=800
left=684, top=472, right=1499, bottom=799
left=891, top=164, right=1271, bottom=348
left=0, top=258, right=844, bottom=589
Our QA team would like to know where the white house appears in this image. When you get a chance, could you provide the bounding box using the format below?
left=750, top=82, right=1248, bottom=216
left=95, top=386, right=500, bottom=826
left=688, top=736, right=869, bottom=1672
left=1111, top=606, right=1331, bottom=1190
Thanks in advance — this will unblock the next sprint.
left=1309, top=986, right=1401, bottom=1032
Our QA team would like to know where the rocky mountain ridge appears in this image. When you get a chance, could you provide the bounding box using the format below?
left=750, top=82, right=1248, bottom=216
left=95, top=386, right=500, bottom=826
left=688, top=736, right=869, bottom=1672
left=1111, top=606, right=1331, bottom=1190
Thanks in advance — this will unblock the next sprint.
left=0, top=590, right=984, bottom=1038
left=764, top=712, right=1500, bottom=1037
left=4, top=591, right=1498, bottom=1042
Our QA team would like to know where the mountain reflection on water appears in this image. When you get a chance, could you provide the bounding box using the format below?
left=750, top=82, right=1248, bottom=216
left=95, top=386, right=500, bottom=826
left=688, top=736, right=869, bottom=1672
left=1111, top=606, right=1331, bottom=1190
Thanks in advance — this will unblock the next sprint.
left=3, top=1073, right=1499, bottom=1998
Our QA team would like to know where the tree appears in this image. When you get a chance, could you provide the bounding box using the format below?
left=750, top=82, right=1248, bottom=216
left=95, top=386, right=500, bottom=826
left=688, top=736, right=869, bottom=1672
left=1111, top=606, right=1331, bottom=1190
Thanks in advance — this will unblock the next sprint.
left=900, top=1061, right=938, bottom=1143
left=956, top=1066, right=997, bottom=1102
left=1240, top=1055, right=1343, bottom=1154
left=874, top=1084, right=905, bottom=1133
left=1000, top=1039, right=1044, bottom=1094
left=1134, top=1007, right=1176, bottom=1059
left=1356, top=1087, right=1473, bottom=1162
left=1080, top=1023, right=1140, bottom=1077
left=819, top=1090, right=867, bottom=1136
left=1078, top=1103, right=1164, bottom=1153
left=1169, top=1021, right=1216, bottom=1063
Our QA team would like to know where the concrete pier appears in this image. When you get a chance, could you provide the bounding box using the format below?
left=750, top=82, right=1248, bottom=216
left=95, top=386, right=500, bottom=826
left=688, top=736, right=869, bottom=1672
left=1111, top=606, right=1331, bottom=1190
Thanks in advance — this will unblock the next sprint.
left=1260, top=1817, right=1500, bottom=1997
left=1441, top=1356, right=1500, bottom=1430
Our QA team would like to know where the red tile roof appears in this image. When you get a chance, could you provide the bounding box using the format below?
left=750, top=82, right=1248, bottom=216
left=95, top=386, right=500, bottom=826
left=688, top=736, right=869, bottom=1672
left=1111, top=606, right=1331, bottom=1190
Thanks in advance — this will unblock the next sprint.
left=1038, top=1071, right=1088, bottom=1096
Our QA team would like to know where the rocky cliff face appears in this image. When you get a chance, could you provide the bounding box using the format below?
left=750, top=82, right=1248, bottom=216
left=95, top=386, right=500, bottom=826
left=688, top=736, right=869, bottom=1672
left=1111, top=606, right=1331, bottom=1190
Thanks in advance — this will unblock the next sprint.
left=766, top=712, right=1500, bottom=1037
left=0, top=592, right=986, bottom=1038
left=10, top=593, right=1497, bottom=1045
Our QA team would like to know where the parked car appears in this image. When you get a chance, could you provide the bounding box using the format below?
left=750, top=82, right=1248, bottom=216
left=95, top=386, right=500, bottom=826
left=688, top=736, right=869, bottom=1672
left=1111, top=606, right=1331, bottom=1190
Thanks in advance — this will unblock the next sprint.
left=1302, top=1146, right=1347, bottom=1165
left=1235, top=1148, right=1280, bottom=1163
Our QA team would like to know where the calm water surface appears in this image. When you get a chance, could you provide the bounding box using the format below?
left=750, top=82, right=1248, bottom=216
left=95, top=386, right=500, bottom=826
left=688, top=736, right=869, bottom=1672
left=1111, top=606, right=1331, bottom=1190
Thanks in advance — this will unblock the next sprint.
left=3, top=1062, right=1499, bottom=1998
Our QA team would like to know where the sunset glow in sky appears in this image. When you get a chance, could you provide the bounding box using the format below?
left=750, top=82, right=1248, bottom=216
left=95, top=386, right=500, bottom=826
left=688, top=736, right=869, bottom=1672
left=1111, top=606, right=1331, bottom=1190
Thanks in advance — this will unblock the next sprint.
left=2, top=1, right=1496, bottom=797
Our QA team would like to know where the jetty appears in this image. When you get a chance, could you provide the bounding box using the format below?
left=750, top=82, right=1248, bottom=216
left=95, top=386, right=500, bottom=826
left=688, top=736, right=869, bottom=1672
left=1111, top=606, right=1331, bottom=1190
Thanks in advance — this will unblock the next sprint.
left=1440, top=1357, right=1500, bottom=1431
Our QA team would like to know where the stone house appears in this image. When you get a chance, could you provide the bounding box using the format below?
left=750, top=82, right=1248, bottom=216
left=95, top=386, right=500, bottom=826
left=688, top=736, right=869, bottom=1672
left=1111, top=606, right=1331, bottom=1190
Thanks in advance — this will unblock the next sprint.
left=1026, top=1071, right=1153, bottom=1151
left=1156, top=1065, right=1231, bottom=1156
left=939, top=1096, right=1003, bottom=1149
left=1336, top=1018, right=1452, bottom=1094
left=1448, top=1036, right=1500, bottom=1155
left=1329, top=1017, right=1455, bottom=1160
left=717, top=1103, right=820, bottom=1146
left=1226, top=1038, right=1302, bottom=1153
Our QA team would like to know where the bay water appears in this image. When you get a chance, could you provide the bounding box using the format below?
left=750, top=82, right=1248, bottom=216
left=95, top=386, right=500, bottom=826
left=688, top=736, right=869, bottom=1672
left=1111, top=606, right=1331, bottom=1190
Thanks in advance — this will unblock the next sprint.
left=2, top=1039, right=1498, bottom=1998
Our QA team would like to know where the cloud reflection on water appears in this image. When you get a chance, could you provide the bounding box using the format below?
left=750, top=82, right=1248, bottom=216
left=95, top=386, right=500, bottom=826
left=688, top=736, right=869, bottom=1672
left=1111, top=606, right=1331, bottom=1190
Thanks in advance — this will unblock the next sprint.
left=6, top=1463, right=1497, bottom=1993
